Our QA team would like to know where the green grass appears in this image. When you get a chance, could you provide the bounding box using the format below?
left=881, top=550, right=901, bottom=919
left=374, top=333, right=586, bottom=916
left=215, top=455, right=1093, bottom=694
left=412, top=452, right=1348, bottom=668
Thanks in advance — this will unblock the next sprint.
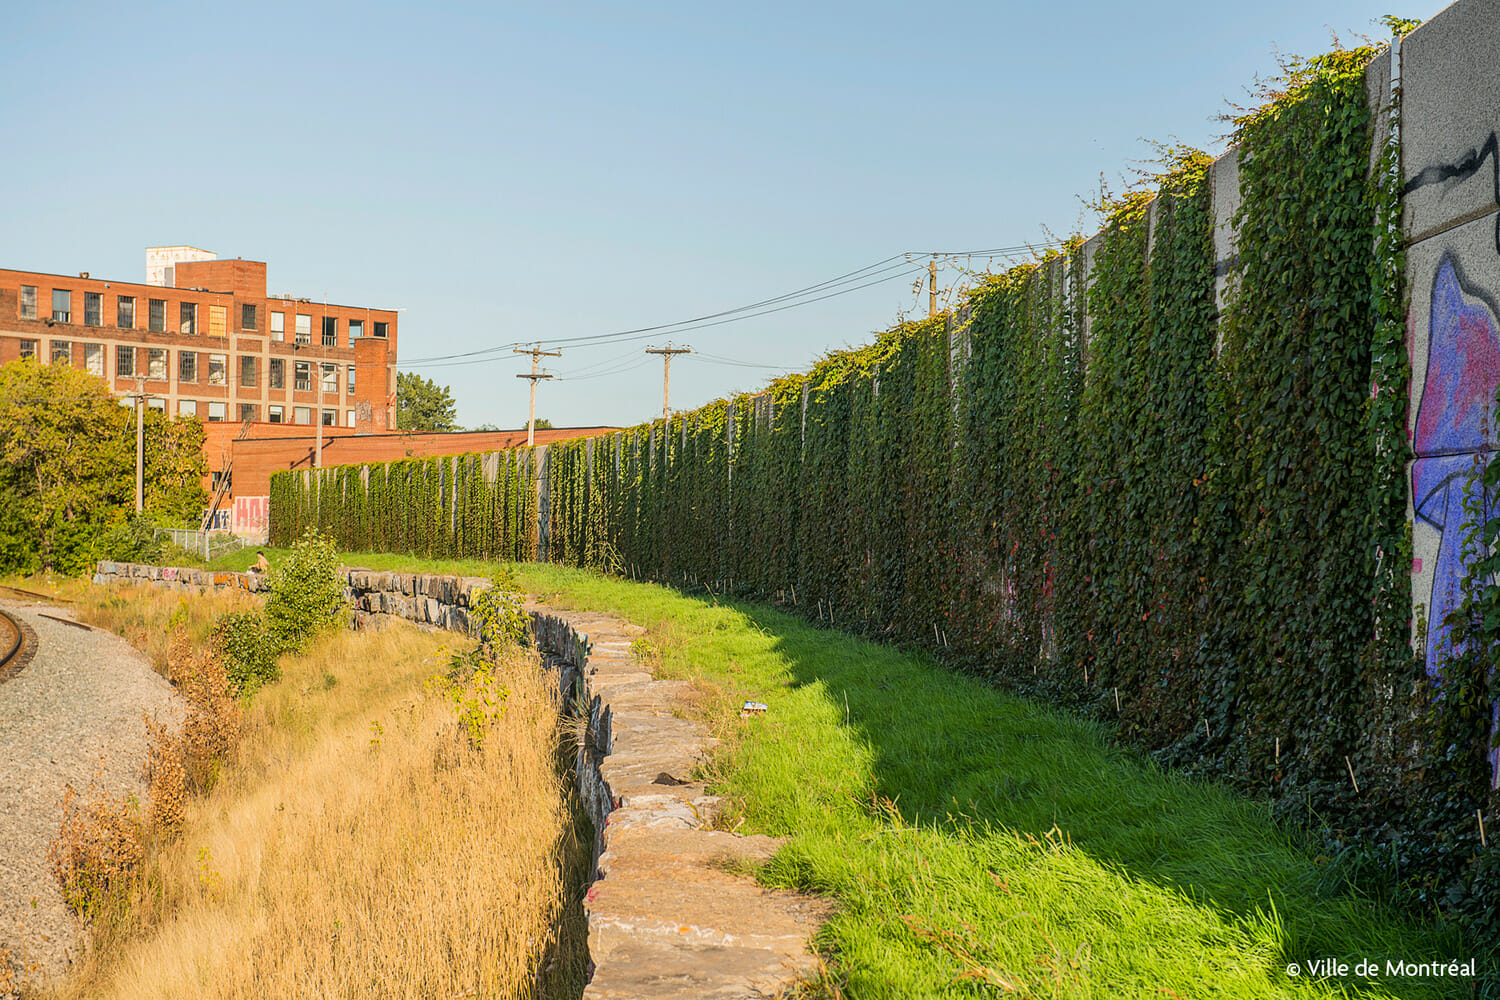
left=201, top=551, right=1487, bottom=996
left=506, top=563, right=1483, bottom=1000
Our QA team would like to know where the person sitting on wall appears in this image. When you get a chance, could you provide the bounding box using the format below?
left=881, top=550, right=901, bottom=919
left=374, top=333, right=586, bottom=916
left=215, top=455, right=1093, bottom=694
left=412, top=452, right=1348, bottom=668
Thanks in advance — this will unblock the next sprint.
left=251, top=551, right=270, bottom=574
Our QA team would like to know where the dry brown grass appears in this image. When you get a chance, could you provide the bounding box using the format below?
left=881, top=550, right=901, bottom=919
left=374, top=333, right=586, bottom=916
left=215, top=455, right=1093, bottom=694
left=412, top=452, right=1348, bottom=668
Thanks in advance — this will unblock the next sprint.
left=71, top=582, right=262, bottom=680
left=36, top=584, right=581, bottom=1000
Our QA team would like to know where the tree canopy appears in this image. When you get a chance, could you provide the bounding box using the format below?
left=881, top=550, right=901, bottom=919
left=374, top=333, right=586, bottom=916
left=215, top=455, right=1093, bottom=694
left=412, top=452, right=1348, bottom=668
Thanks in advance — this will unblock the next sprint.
left=396, top=372, right=459, bottom=433
left=0, top=359, right=207, bottom=574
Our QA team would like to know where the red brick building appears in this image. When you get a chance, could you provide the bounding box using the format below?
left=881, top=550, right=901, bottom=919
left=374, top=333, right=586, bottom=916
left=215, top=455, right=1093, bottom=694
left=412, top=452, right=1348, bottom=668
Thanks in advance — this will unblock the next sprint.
left=2, top=248, right=617, bottom=538
left=0, top=246, right=399, bottom=432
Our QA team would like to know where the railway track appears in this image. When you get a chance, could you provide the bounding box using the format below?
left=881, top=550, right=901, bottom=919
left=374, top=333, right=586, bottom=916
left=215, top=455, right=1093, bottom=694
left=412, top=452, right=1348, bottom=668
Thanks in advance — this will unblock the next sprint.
left=0, top=607, right=36, bottom=683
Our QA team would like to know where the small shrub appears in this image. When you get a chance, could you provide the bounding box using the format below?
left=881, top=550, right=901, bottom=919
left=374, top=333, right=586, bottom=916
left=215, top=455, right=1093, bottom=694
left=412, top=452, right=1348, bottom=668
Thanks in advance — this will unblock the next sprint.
left=472, top=578, right=530, bottom=650
left=47, top=784, right=144, bottom=919
left=212, top=610, right=283, bottom=692
left=264, top=527, right=346, bottom=652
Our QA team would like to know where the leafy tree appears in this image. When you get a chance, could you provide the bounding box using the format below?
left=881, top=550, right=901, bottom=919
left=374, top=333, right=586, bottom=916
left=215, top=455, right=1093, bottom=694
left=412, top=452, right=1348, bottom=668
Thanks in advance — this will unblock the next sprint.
left=396, top=372, right=458, bottom=432
left=531, top=418, right=554, bottom=430
left=0, top=358, right=206, bottom=574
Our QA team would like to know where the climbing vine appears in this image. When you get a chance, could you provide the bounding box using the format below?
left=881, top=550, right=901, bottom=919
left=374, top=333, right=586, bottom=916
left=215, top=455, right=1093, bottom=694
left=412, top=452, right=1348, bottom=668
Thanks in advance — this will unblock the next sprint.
left=266, top=38, right=1500, bottom=926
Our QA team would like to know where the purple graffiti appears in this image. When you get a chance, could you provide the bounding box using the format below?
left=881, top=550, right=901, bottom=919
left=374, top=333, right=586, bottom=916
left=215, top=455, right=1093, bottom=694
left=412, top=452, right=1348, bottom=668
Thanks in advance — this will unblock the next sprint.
left=1411, top=254, right=1500, bottom=680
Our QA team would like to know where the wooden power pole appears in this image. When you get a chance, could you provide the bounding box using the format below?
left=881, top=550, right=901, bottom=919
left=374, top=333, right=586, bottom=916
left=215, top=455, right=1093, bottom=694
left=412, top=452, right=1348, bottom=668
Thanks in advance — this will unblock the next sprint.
left=929, top=257, right=937, bottom=318
left=646, top=343, right=692, bottom=422
left=133, top=376, right=146, bottom=513
left=514, top=343, right=560, bottom=446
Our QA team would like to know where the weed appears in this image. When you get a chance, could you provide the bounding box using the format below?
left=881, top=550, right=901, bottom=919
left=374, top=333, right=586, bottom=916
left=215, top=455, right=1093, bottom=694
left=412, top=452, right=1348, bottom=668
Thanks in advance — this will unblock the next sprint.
left=46, top=783, right=143, bottom=921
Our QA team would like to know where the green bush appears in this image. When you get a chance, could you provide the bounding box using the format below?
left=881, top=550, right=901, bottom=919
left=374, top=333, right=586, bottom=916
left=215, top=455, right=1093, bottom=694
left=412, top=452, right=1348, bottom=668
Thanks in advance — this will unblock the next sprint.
left=100, top=513, right=169, bottom=565
left=264, top=528, right=346, bottom=652
left=211, top=611, right=282, bottom=692
left=472, top=578, right=530, bottom=650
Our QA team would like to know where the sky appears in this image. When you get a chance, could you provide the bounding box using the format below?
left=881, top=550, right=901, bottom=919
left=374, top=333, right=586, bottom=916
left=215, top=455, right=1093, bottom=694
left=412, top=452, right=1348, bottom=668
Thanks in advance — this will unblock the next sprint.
left=2, top=0, right=1450, bottom=430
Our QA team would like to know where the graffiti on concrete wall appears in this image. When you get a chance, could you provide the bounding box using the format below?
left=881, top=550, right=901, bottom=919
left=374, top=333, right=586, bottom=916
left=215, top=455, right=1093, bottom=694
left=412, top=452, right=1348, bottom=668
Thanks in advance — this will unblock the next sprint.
left=232, top=496, right=268, bottom=538
left=1405, top=131, right=1500, bottom=253
left=1412, top=253, right=1500, bottom=677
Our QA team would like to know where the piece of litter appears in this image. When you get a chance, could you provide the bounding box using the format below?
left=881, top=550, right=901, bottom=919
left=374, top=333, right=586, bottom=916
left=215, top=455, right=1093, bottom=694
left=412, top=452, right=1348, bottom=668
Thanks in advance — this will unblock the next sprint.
left=740, top=701, right=768, bottom=718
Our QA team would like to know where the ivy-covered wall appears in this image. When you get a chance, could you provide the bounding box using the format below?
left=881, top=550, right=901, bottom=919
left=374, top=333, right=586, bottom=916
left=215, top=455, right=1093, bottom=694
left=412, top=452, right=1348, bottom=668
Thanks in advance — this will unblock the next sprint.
left=274, top=26, right=1500, bottom=926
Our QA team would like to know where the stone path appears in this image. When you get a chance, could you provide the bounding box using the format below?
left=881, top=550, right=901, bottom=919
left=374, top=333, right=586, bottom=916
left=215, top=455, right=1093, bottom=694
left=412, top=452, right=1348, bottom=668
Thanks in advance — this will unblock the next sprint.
left=529, top=608, right=832, bottom=1000
left=0, top=599, right=183, bottom=991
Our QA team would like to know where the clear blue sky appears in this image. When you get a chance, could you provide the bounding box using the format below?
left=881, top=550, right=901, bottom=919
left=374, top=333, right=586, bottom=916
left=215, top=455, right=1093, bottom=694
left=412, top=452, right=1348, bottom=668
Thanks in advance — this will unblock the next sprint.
left=3, top=0, right=1447, bottom=430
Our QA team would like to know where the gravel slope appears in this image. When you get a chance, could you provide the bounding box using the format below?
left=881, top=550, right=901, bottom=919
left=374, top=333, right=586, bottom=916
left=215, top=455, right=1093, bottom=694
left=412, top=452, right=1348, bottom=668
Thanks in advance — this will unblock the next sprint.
left=0, top=599, right=183, bottom=991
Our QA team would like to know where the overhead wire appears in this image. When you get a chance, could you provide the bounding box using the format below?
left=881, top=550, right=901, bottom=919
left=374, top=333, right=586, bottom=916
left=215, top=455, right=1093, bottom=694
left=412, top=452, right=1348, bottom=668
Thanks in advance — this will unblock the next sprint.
left=398, top=240, right=1069, bottom=372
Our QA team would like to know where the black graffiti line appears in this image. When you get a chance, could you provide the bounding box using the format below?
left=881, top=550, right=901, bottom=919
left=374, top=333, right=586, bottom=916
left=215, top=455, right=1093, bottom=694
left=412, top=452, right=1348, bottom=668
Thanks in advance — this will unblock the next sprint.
left=1405, top=132, right=1500, bottom=254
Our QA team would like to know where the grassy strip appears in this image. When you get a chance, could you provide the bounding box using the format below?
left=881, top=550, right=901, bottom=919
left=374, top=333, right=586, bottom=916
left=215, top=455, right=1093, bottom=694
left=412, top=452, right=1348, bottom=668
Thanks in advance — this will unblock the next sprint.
left=14, top=577, right=586, bottom=1000
left=174, top=550, right=1484, bottom=994
left=505, top=563, right=1478, bottom=999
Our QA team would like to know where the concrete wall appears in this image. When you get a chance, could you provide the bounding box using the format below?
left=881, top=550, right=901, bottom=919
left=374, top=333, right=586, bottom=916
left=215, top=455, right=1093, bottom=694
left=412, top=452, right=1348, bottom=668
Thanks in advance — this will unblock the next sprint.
left=1401, top=1, right=1500, bottom=702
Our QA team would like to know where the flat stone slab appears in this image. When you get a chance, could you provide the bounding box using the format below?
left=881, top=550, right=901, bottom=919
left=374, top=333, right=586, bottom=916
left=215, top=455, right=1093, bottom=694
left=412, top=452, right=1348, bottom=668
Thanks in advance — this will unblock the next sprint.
left=528, top=603, right=831, bottom=1000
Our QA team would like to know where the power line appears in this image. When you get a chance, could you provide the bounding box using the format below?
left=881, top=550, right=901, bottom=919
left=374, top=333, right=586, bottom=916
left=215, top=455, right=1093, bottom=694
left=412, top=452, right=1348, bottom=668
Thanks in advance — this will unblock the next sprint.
left=397, top=240, right=1069, bottom=371
left=686, top=351, right=793, bottom=371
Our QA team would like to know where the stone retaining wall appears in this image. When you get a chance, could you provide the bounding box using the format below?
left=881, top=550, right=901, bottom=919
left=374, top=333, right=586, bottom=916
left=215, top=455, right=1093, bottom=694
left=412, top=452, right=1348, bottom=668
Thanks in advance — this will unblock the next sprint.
left=528, top=607, right=829, bottom=999
left=93, top=561, right=267, bottom=592
left=91, top=562, right=493, bottom=635
left=343, top=569, right=492, bottom=635
left=91, top=561, right=828, bottom=994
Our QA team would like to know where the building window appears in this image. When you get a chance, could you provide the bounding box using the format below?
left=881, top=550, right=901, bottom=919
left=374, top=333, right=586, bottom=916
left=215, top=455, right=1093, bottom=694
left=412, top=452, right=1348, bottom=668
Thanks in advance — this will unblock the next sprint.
left=208, top=304, right=227, bottom=338
left=346, top=409, right=356, bottom=427
left=268, top=404, right=284, bottom=423
left=207, top=401, right=227, bottom=422
left=373, top=321, right=388, bottom=338
left=294, top=406, right=311, bottom=425
left=148, top=348, right=168, bottom=380
left=295, top=313, right=312, bottom=345
left=117, top=345, right=135, bottom=377
left=270, top=311, right=284, bottom=341
left=178, top=399, right=198, bottom=418
left=83, top=292, right=102, bottom=326
left=321, top=362, right=337, bottom=394
left=240, top=356, right=256, bottom=387
left=269, top=357, right=285, bottom=389
left=180, top=302, right=197, bottom=335
left=294, top=361, right=311, bottom=391
left=208, top=353, right=227, bottom=386
left=179, top=351, right=197, bottom=382
left=321, top=409, right=336, bottom=426
left=322, top=316, right=337, bottom=347
left=52, top=289, right=72, bottom=323
left=19, top=339, right=37, bottom=359
left=347, top=364, right=356, bottom=394
left=238, top=403, right=258, bottom=422
left=149, top=298, right=166, bottom=332
left=241, top=303, right=257, bottom=331
left=50, top=341, right=71, bottom=365
left=348, top=319, right=363, bottom=345
left=117, top=296, right=135, bottom=329
left=147, top=397, right=165, bottom=413
left=84, top=343, right=105, bottom=377
left=19, top=285, right=37, bottom=319
left=210, top=469, right=231, bottom=491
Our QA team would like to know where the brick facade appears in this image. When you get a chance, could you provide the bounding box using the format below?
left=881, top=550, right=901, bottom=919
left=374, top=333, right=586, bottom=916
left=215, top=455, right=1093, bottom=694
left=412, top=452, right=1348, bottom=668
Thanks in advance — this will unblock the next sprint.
left=0, top=249, right=400, bottom=432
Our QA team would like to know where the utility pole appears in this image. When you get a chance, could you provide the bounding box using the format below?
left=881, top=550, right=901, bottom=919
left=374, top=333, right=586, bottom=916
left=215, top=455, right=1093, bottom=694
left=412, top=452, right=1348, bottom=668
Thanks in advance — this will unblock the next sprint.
left=133, top=377, right=146, bottom=513
left=646, top=343, right=692, bottom=423
left=514, top=343, right=560, bottom=446
left=929, top=257, right=937, bottom=318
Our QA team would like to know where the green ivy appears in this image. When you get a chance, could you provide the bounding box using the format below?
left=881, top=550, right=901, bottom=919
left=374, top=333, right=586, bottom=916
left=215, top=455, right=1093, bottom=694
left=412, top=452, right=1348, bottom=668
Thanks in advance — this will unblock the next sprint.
left=266, top=40, right=1500, bottom=928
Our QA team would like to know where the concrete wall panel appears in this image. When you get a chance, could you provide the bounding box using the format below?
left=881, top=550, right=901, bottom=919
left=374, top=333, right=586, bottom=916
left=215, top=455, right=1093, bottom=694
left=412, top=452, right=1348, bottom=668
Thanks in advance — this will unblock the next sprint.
left=1401, top=0, right=1500, bottom=245
left=1210, top=149, right=1241, bottom=317
left=1406, top=211, right=1500, bottom=679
